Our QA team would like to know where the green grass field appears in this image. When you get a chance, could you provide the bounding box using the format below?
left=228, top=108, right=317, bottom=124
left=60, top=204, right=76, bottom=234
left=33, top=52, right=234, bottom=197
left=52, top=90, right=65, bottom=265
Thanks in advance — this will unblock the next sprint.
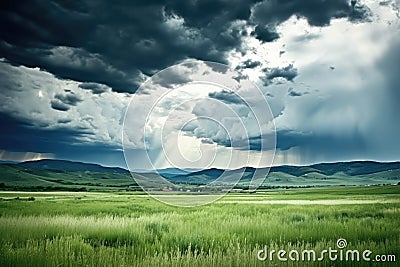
left=0, top=186, right=399, bottom=266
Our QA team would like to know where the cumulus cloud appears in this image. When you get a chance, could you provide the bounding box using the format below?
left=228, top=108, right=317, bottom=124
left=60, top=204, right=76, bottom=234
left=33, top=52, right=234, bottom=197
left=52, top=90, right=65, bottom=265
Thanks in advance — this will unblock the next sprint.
left=78, top=82, right=109, bottom=94
left=250, top=0, right=372, bottom=42
left=269, top=8, right=400, bottom=163
left=50, top=100, right=70, bottom=111
left=251, top=25, right=280, bottom=42
left=0, top=61, right=129, bottom=164
left=50, top=88, right=83, bottom=112
left=208, top=90, right=244, bottom=105
left=263, top=64, right=298, bottom=84
left=151, top=64, right=193, bottom=88
left=235, top=59, right=262, bottom=70
left=0, top=0, right=258, bottom=93
left=54, top=91, right=82, bottom=105
left=0, top=0, right=376, bottom=93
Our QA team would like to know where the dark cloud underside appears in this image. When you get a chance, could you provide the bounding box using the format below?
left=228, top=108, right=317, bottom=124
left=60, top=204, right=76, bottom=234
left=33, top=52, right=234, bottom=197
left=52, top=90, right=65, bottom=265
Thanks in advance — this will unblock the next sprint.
left=208, top=90, right=244, bottom=105
left=251, top=0, right=371, bottom=41
left=263, top=64, right=298, bottom=84
left=0, top=112, right=123, bottom=166
left=235, top=59, right=262, bottom=70
left=1, top=0, right=398, bottom=168
left=78, top=82, right=108, bottom=94
left=0, top=0, right=258, bottom=93
left=0, top=0, right=371, bottom=93
left=50, top=100, right=70, bottom=111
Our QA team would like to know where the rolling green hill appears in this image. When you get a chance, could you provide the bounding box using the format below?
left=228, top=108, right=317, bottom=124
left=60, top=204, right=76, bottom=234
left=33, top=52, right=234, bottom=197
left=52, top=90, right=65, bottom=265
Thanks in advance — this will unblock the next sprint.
left=0, top=163, right=137, bottom=191
left=0, top=160, right=399, bottom=191
left=167, top=161, right=400, bottom=188
left=19, top=159, right=128, bottom=174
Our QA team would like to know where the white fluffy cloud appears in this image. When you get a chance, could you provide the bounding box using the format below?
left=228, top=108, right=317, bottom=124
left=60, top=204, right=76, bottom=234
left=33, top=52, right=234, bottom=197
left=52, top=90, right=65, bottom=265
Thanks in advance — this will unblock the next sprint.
left=0, top=60, right=129, bottom=148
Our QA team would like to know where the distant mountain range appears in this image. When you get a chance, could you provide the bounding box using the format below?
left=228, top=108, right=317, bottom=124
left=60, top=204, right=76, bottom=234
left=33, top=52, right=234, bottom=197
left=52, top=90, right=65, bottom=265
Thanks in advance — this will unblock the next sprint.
left=19, top=159, right=129, bottom=174
left=165, top=161, right=400, bottom=187
left=17, top=159, right=400, bottom=177
left=0, top=159, right=399, bottom=191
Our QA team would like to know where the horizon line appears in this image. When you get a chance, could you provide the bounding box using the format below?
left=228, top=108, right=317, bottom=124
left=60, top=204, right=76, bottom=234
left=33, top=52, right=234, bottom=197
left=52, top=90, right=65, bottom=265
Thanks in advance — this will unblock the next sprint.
left=5, top=158, right=400, bottom=172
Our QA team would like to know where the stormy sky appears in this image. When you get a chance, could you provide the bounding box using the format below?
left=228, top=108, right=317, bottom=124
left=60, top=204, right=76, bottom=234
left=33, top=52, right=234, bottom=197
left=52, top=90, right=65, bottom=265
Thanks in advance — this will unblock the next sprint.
left=0, top=0, right=399, bottom=168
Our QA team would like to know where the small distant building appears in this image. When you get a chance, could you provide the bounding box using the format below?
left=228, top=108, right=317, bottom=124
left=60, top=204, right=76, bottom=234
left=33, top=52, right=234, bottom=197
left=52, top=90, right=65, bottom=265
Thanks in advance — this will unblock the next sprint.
left=221, top=188, right=243, bottom=193
left=231, top=189, right=243, bottom=193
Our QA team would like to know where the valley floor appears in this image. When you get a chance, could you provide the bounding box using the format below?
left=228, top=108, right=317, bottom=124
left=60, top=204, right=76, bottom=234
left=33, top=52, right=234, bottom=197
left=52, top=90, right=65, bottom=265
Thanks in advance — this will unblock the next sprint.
left=0, top=185, right=399, bottom=266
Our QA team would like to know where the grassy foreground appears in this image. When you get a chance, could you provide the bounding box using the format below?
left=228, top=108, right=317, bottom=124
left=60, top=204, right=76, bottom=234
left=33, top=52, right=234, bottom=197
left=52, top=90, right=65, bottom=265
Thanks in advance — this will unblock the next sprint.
left=0, top=186, right=399, bottom=266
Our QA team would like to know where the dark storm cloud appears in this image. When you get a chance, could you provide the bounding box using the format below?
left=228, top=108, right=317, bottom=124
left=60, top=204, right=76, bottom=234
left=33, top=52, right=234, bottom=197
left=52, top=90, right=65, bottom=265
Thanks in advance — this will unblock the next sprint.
left=78, top=82, right=108, bottom=94
left=288, top=91, right=302, bottom=97
left=164, top=0, right=258, bottom=27
left=1, top=0, right=391, bottom=168
left=0, top=112, right=89, bottom=151
left=212, top=133, right=276, bottom=151
left=0, top=0, right=373, bottom=93
left=151, top=67, right=192, bottom=88
left=274, top=129, right=367, bottom=161
left=263, top=64, right=298, bottom=84
left=0, top=0, right=143, bottom=93
left=0, top=44, right=141, bottom=93
left=251, top=0, right=371, bottom=42
left=235, top=59, right=262, bottom=70
left=0, top=112, right=124, bottom=166
left=349, top=1, right=373, bottom=22
left=276, top=130, right=313, bottom=151
left=163, top=0, right=257, bottom=51
left=201, top=138, right=214, bottom=144
left=288, top=87, right=305, bottom=97
left=251, top=25, right=280, bottom=42
left=0, top=0, right=260, bottom=93
left=208, top=90, right=244, bottom=104
left=233, top=73, right=249, bottom=82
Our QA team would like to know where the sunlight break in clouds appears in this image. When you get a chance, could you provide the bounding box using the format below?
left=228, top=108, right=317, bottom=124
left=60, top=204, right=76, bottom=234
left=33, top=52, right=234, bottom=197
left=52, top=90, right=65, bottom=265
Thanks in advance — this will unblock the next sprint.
left=0, top=149, right=54, bottom=162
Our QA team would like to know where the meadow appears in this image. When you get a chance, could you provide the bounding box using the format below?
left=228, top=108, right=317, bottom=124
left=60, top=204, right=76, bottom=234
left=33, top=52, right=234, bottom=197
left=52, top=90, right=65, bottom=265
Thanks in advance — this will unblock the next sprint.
left=0, top=186, right=399, bottom=266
